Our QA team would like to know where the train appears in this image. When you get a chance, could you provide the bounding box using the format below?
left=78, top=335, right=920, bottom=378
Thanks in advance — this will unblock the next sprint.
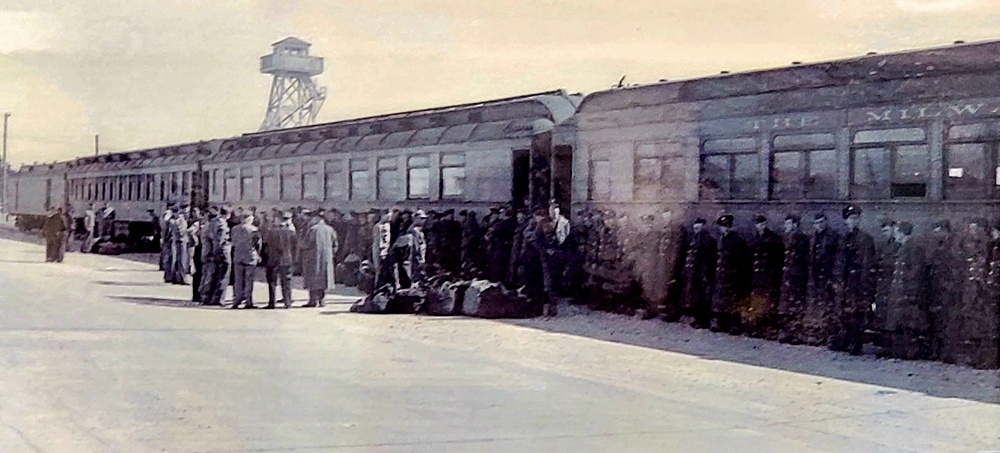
left=8, top=39, right=1000, bottom=235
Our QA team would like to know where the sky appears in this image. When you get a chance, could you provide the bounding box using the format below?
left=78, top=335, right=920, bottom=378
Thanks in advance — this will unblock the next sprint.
left=2, top=0, right=1000, bottom=166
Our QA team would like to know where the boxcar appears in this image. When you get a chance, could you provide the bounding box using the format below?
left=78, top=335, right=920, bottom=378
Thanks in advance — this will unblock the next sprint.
left=572, top=40, right=1000, bottom=233
left=5, top=162, right=69, bottom=230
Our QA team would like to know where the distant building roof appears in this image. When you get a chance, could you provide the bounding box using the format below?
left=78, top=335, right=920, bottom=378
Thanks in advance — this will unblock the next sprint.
left=272, top=37, right=311, bottom=48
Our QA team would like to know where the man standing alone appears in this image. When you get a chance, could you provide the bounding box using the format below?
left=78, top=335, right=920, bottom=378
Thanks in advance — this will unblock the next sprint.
left=265, top=212, right=297, bottom=309
left=43, top=207, right=68, bottom=263
left=302, top=211, right=339, bottom=307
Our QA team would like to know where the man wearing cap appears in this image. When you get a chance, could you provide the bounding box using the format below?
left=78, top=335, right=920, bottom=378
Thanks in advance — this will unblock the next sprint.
left=408, top=210, right=429, bottom=284
left=712, top=214, right=750, bottom=334
left=439, top=209, right=462, bottom=275
left=81, top=203, right=96, bottom=253
left=805, top=212, right=839, bottom=345
left=230, top=212, right=262, bottom=309
left=949, top=218, right=995, bottom=368
left=301, top=210, right=338, bottom=307
left=158, top=205, right=173, bottom=272
left=681, top=217, right=716, bottom=329
left=925, top=220, right=955, bottom=361
left=885, top=221, right=931, bottom=360
left=747, top=214, right=784, bottom=338
left=264, top=212, right=297, bottom=309
left=484, top=205, right=517, bottom=285
left=200, top=207, right=232, bottom=306
left=778, top=214, right=810, bottom=344
left=830, top=204, right=875, bottom=355
left=873, top=217, right=899, bottom=348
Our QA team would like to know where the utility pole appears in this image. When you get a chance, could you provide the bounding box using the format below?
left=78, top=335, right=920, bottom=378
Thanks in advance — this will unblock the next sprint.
left=2, top=112, right=9, bottom=214
left=94, top=134, right=99, bottom=156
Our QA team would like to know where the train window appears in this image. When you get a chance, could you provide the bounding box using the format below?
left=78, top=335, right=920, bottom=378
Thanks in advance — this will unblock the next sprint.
left=700, top=153, right=758, bottom=200
left=945, top=143, right=988, bottom=199
left=854, top=128, right=925, bottom=144
left=280, top=164, right=300, bottom=201
left=771, top=152, right=801, bottom=199
left=377, top=169, right=402, bottom=201
left=350, top=170, right=370, bottom=201
left=303, top=163, right=322, bottom=202
left=892, top=145, right=930, bottom=197
left=851, top=148, right=891, bottom=199
left=407, top=156, right=430, bottom=200
left=589, top=160, right=611, bottom=201
left=324, top=161, right=344, bottom=200
left=223, top=169, right=239, bottom=203
left=633, top=155, right=685, bottom=201
left=240, top=168, right=256, bottom=201
left=808, top=150, right=837, bottom=199
left=441, top=166, right=465, bottom=198
left=948, top=122, right=1000, bottom=141
left=260, top=165, right=278, bottom=201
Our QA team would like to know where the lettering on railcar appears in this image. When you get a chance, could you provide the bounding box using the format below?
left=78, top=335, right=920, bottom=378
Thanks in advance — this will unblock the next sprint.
left=851, top=98, right=1000, bottom=125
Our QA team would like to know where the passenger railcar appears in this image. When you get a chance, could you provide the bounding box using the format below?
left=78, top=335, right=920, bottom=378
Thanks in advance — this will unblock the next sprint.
left=201, top=90, right=580, bottom=214
left=571, top=40, right=1000, bottom=232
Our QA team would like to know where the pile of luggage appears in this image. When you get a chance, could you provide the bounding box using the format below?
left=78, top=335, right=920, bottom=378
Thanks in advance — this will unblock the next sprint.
left=350, top=276, right=539, bottom=319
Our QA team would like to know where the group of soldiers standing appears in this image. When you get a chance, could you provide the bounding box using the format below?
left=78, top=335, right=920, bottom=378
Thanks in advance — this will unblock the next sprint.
left=575, top=204, right=1000, bottom=369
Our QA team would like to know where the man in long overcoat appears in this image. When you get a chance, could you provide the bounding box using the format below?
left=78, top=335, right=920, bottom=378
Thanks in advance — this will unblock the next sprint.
left=681, top=217, right=716, bottom=329
left=885, top=222, right=931, bottom=360
left=805, top=212, right=839, bottom=345
left=302, top=211, right=339, bottom=307
left=778, top=214, right=810, bottom=344
left=947, top=219, right=997, bottom=368
left=829, top=205, right=876, bottom=355
left=43, top=207, right=68, bottom=263
left=712, top=214, right=751, bottom=334
left=747, top=214, right=784, bottom=338
left=873, top=217, right=899, bottom=347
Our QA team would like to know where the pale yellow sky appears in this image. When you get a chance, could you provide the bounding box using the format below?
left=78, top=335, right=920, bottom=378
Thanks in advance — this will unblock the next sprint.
left=1, top=0, right=999, bottom=166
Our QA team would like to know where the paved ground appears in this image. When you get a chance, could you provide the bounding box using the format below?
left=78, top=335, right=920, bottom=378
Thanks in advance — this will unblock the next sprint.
left=0, top=237, right=997, bottom=452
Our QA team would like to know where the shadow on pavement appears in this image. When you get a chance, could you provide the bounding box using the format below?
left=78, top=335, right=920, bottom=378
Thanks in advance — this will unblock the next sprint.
left=95, top=280, right=169, bottom=287
left=0, top=259, right=46, bottom=264
left=109, top=296, right=221, bottom=309
left=497, top=303, right=1000, bottom=405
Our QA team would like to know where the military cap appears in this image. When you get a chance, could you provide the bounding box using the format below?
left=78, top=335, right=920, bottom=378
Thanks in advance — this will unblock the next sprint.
left=219, top=206, right=231, bottom=216
left=814, top=212, right=828, bottom=221
left=752, top=214, right=767, bottom=224
left=147, top=208, right=156, bottom=213
left=693, top=217, right=707, bottom=225
left=969, top=217, right=988, bottom=228
left=785, top=213, right=801, bottom=224
left=301, top=208, right=312, bottom=214
left=281, top=211, right=293, bottom=220
left=897, top=221, right=914, bottom=235
left=313, top=208, right=325, bottom=216
left=415, top=209, right=427, bottom=218
left=842, top=204, right=862, bottom=219
left=716, top=214, right=734, bottom=227
left=489, top=206, right=500, bottom=212
left=443, top=208, right=455, bottom=215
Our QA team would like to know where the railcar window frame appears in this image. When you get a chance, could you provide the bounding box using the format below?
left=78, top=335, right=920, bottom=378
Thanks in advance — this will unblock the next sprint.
left=406, top=155, right=430, bottom=200
left=849, top=126, right=930, bottom=200
left=944, top=121, right=1000, bottom=200
left=439, top=153, right=466, bottom=200
left=699, top=136, right=760, bottom=201
left=633, top=142, right=686, bottom=202
left=769, top=132, right=838, bottom=201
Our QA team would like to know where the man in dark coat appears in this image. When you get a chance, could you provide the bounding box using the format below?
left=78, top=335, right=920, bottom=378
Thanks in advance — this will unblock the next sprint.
left=460, top=210, right=483, bottom=278
left=746, top=214, right=784, bottom=338
left=439, top=209, right=462, bottom=275
left=873, top=217, right=899, bottom=348
left=681, top=217, right=716, bottom=329
left=230, top=212, right=261, bottom=309
left=885, top=222, right=931, bottom=360
left=805, top=212, right=839, bottom=346
left=484, top=206, right=517, bottom=285
left=43, top=207, right=68, bottom=263
left=777, top=214, right=810, bottom=344
left=301, top=211, right=339, bottom=307
left=712, top=214, right=751, bottom=334
left=925, top=220, right=956, bottom=361
left=200, top=207, right=232, bottom=306
left=96, top=203, right=116, bottom=238
left=947, top=219, right=996, bottom=368
left=264, top=212, right=297, bottom=309
left=829, top=205, right=876, bottom=355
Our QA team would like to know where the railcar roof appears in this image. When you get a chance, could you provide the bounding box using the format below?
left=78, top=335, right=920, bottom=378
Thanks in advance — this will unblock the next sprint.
left=578, top=39, right=1000, bottom=113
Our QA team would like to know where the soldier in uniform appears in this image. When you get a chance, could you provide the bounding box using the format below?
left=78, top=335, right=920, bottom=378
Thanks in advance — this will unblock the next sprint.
left=926, top=220, right=956, bottom=361
left=778, top=214, right=810, bottom=344
left=439, top=209, right=462, bottom=275
left=747, top=214, right=784, bottom=338
left=264, top=212, right=297, bottom=309
left=159, top=205, right=173, bottom=272
left=484, top=206, right=517, bottom=285
left=948, top=219, right=997, bottom=368
left=43, top=207, right=68, bottom=263
left=805, top=213, right=838, bottom=346
left=200, top=207, right=232, bottom=306
left=712, top=214, right=750, bottom=334
left=167, top=206, right=190, bottom=285
left=511, top=209, right=530, bottom=289
left=681, top=217, right=716, bottom=329
left=885, top=221, right=931, bottom=360
left=230, top=213, right=262, bottom=309
left=873, top=217, right=899, bottom=349
left=830, top=205, right=875, bottom=355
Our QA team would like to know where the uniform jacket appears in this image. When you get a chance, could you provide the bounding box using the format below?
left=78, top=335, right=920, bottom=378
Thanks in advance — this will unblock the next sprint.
left=713, top=230, right=751, bottom=313
left=231, top=223, right=262, bottom=266
left=749, top=227, right=784, bottom=303
left=835, top=227, right=876, bottom=314
left=887, top=238, right=930, bottom=332
left=682, top=228, right=717, bottom=310
left=778, top=229, right=810, bottom=314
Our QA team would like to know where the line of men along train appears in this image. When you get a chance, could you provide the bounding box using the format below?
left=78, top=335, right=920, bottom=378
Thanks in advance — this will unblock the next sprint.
left=35, top=201, right=1000, bottom=370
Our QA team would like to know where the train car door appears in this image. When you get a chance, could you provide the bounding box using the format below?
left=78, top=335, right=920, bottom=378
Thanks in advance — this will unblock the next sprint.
left=551, top=145, right=573, bottom=211
left=511, top=149, right=530, bottom=209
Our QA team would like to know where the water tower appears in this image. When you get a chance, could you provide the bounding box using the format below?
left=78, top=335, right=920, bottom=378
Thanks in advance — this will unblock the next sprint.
left=259, top=37, right=327, bottom=131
